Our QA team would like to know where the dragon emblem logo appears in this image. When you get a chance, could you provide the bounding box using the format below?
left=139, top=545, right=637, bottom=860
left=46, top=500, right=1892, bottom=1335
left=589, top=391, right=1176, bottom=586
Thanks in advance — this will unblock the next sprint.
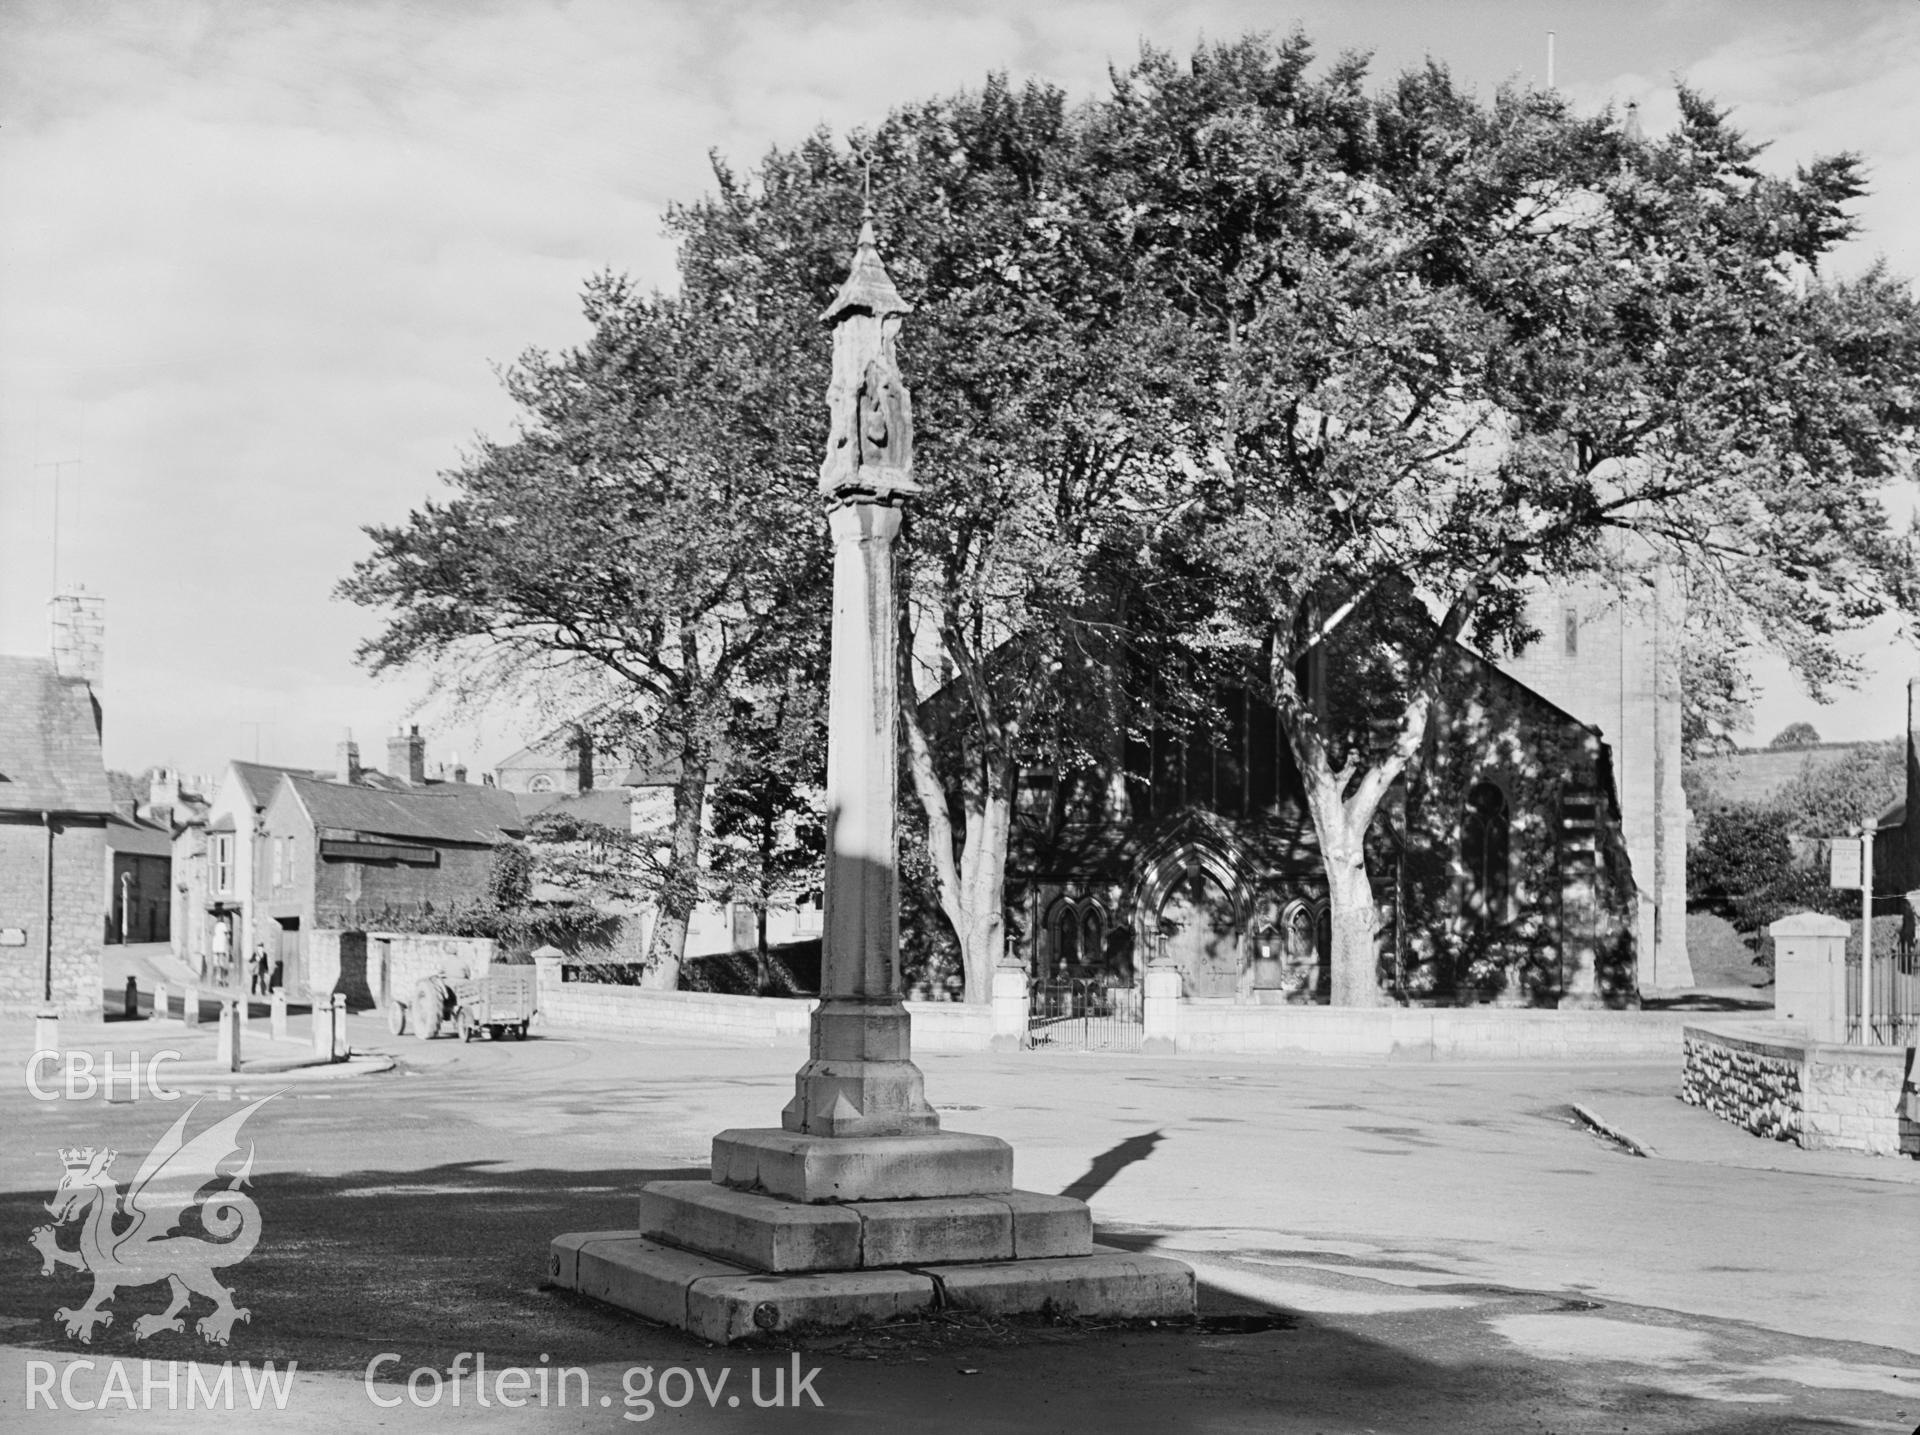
left=31, top=1093, right=274, bottom=1345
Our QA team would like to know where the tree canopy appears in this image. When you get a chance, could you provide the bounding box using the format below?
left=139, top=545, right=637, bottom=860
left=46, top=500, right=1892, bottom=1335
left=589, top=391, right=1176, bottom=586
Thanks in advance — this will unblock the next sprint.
left=346, top=32, right=1920, bottom=1003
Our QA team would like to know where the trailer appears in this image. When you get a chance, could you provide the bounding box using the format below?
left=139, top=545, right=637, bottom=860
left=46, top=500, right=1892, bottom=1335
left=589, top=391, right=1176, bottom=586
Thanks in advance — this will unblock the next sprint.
left=388, top=965, right=537, bottom=1041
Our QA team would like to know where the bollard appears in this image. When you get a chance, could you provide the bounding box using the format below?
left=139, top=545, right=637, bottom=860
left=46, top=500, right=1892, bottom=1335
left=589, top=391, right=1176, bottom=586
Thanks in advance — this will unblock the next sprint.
left=182, top=983, right=202, bottom=1027
left=217, top=999, right=243, bottom=1072
left=311, top=1000, right=330, bottom=1058
left=331, top=992, right=349, bottom=1061
left=34, top=1010, right=59, bottom=1056
left=154, top=982, right=169, bottom=1021
left=270, top=991, right=288, bottom=1042
left=125, top=975, right=140, bottom=1019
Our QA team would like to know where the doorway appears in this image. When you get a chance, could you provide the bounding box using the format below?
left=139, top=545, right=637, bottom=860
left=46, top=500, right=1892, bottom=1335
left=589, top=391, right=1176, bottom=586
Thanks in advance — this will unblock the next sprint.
left=274, top=917, right=302, bottom=998
left=1158, top=867, right=1241, bottom=998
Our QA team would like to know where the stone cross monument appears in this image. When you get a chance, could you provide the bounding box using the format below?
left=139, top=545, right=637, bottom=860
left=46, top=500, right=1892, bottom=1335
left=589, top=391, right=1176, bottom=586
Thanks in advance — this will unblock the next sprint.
left=780, top=205, right=936, bottom=1138
left=550, top=206, right=1193, bottom=1343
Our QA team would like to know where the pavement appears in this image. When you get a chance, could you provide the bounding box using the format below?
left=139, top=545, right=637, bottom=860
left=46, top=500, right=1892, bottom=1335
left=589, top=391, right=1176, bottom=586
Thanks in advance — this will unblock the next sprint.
left=0, top=948, right=1912, bottom=1431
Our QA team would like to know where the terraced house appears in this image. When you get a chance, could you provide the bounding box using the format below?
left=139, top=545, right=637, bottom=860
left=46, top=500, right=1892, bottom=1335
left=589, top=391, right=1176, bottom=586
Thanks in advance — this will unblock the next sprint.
left=0, top=592, right=115, bottom=1016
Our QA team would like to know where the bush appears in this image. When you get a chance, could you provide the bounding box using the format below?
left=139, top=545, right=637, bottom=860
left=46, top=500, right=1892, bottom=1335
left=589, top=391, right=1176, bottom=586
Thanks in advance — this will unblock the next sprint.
left=1690, top=803, right=1852, bottom=968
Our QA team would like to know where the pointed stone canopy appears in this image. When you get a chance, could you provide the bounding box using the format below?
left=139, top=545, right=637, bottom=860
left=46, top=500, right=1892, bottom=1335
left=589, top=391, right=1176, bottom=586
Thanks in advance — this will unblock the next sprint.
left=818, top=203, right=917, bottom=500
left=820, top=210, right=912, bottom=324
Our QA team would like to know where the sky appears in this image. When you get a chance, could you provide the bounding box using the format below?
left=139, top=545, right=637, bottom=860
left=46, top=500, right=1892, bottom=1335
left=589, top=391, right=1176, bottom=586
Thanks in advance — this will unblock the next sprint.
left=3, top=0, right=1918, bottom=784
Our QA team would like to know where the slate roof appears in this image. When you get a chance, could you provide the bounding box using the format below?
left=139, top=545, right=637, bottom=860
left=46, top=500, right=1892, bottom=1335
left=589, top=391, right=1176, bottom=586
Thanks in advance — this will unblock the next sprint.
left=283, top=776, right=525, bottom=846
left=0, top=656, right=115, bottom=816
left=230, top=761, right=318, bottom=809
left=106, top=814, right=175, bottom=857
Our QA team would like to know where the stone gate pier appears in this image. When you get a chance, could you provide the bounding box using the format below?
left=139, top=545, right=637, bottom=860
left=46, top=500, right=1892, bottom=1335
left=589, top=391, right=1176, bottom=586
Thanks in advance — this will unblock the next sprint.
left=548, top=208, right=1193, bottom=1342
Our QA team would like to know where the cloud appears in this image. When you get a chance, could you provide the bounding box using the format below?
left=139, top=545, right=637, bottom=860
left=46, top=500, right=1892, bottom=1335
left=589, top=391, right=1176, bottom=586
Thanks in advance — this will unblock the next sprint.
left=1, top=0, right=1914, bottom=773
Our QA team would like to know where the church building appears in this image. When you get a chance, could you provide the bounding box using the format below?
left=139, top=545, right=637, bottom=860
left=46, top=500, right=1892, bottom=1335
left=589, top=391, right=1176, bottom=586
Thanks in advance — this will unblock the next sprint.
left=1005, top=586, right=1677, bottom=1009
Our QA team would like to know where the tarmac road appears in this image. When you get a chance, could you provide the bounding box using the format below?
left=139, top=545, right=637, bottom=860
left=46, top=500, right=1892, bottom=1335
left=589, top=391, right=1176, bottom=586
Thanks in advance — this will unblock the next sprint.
left=1, top=979, right=1916, bottom=1432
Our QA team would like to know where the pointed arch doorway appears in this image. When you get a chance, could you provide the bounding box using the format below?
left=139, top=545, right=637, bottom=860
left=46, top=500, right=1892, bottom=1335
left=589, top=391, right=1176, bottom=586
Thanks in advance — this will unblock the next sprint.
left=1155, top=864, right=1243, bottom=999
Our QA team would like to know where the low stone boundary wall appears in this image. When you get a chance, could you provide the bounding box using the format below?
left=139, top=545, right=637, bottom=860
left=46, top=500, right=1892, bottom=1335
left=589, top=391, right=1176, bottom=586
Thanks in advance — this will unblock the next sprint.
left=308, top=931, right=500, bottom=1010
left=532, top=960, right=999, bottom=1050
left=1166, top=1003, right=1687, bottom=1061
left=902, top=999, right=994, bottom=1052
left=1682, top=1021, right=1918, bottom=1158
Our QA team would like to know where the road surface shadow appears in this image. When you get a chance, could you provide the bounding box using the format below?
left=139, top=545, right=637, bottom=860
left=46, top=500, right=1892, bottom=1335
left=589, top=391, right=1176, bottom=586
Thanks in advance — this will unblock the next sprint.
left=1059, top=1129, right=1165, bottom=1201
left=0, top=1159, right=1887, bottom=1433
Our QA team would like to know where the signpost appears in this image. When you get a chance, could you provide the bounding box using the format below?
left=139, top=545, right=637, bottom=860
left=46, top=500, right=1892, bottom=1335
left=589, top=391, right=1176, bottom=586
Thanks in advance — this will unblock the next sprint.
left=1829, top=836, right=1862, bottom=891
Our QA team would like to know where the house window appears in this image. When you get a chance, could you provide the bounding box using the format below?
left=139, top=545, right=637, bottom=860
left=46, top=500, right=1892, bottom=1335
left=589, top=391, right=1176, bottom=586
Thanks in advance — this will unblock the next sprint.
left=271, top=837, right=284, bottom=890
left=1563, top=606, right=1579, bottom=656
left=528, top=774, right=556, bottom=794
left=1462, top=781, right=1511, bottom=926
left=211, top=835, right=233, bottom=894
left=795, top=891, right=823, bottom=935
left=285, top=835, right=296, bottom=884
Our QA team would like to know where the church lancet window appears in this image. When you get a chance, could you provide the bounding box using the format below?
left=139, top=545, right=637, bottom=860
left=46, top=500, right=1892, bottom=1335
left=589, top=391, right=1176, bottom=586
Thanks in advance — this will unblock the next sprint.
left=1462, top=781, right=1511, bottom=927
left=1049, top=897, right=1108, bottom=974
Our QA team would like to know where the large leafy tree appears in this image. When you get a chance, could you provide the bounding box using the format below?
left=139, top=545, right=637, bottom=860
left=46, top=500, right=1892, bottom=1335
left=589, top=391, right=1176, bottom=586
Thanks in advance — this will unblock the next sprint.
left=1097, top=39, right=1920, bottom=1003
left=668, top=83, right=1196, bottom=1003
left=349, top=34, right=1920, bottom=1011
left=341, top=277, right=827, bottom=989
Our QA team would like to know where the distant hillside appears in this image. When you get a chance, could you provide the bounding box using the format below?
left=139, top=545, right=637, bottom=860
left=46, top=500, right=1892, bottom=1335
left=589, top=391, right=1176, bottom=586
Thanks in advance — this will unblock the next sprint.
left=1687, top=740, right=1902, bottom=824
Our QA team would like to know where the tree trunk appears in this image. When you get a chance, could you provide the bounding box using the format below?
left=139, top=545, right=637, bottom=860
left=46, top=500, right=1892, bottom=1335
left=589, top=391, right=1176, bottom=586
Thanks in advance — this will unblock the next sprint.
left=1320, top=820, right=1385, bottom=1008
left=754, top=902, right=771, bottom=995
left=901, top=690, right=1013, bottom=1006
left=951, top=759, right=1013, bottom=1005
left=1274, top=582, right=1489, bottom=1008
left=642, top=740, right=709, bottom=991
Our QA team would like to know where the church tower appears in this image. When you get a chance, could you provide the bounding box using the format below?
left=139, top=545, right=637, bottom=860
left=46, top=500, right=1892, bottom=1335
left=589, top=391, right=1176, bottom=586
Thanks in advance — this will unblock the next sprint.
left=1497, top=561, right=1693, bottom=993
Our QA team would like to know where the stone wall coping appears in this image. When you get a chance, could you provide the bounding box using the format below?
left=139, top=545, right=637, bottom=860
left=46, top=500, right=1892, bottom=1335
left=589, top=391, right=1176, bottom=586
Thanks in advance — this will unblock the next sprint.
left=1767, top=911, right=1852, bottom=938
left=1684, top=1019, right=1913, bottom=1070
left=1177, top=1006, right=1684, bottom=1028
left=557, top=984, right=815, bottom=1011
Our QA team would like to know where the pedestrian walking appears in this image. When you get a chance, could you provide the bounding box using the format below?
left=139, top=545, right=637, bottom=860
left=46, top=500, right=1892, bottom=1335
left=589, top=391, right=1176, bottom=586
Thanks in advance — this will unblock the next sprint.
left=251, top=945, right=269, bottom=994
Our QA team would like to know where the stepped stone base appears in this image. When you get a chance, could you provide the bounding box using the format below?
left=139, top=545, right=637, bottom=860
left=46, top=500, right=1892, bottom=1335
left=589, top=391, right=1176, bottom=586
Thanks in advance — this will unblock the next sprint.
left=552, top=1128, right=1194, bottom=1342
left=549, top=1231, right=1194, bottom=1345
left=712, top=1127, right=1012, bottom=1203
left=637, top=1180, right=1091, bottom=1271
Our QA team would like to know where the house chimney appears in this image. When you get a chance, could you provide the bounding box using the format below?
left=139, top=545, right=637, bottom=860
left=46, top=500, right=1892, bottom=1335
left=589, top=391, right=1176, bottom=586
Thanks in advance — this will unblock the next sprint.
left=49, top=588, right=105, bottom=688
left=387, top=724, right=427, bottom=785
left=336, top=731, right=361, bottom=785
left=452, top=749, right=468, bottom=785
left=147, top=767, right=180, bottom=813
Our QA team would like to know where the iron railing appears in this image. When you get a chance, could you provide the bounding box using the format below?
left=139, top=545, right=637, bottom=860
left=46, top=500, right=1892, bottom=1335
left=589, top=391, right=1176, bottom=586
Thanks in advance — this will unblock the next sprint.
left=1846, top=949, right=1920, bottom=1047
left=1027, top=977, right=1143, bottom=1052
